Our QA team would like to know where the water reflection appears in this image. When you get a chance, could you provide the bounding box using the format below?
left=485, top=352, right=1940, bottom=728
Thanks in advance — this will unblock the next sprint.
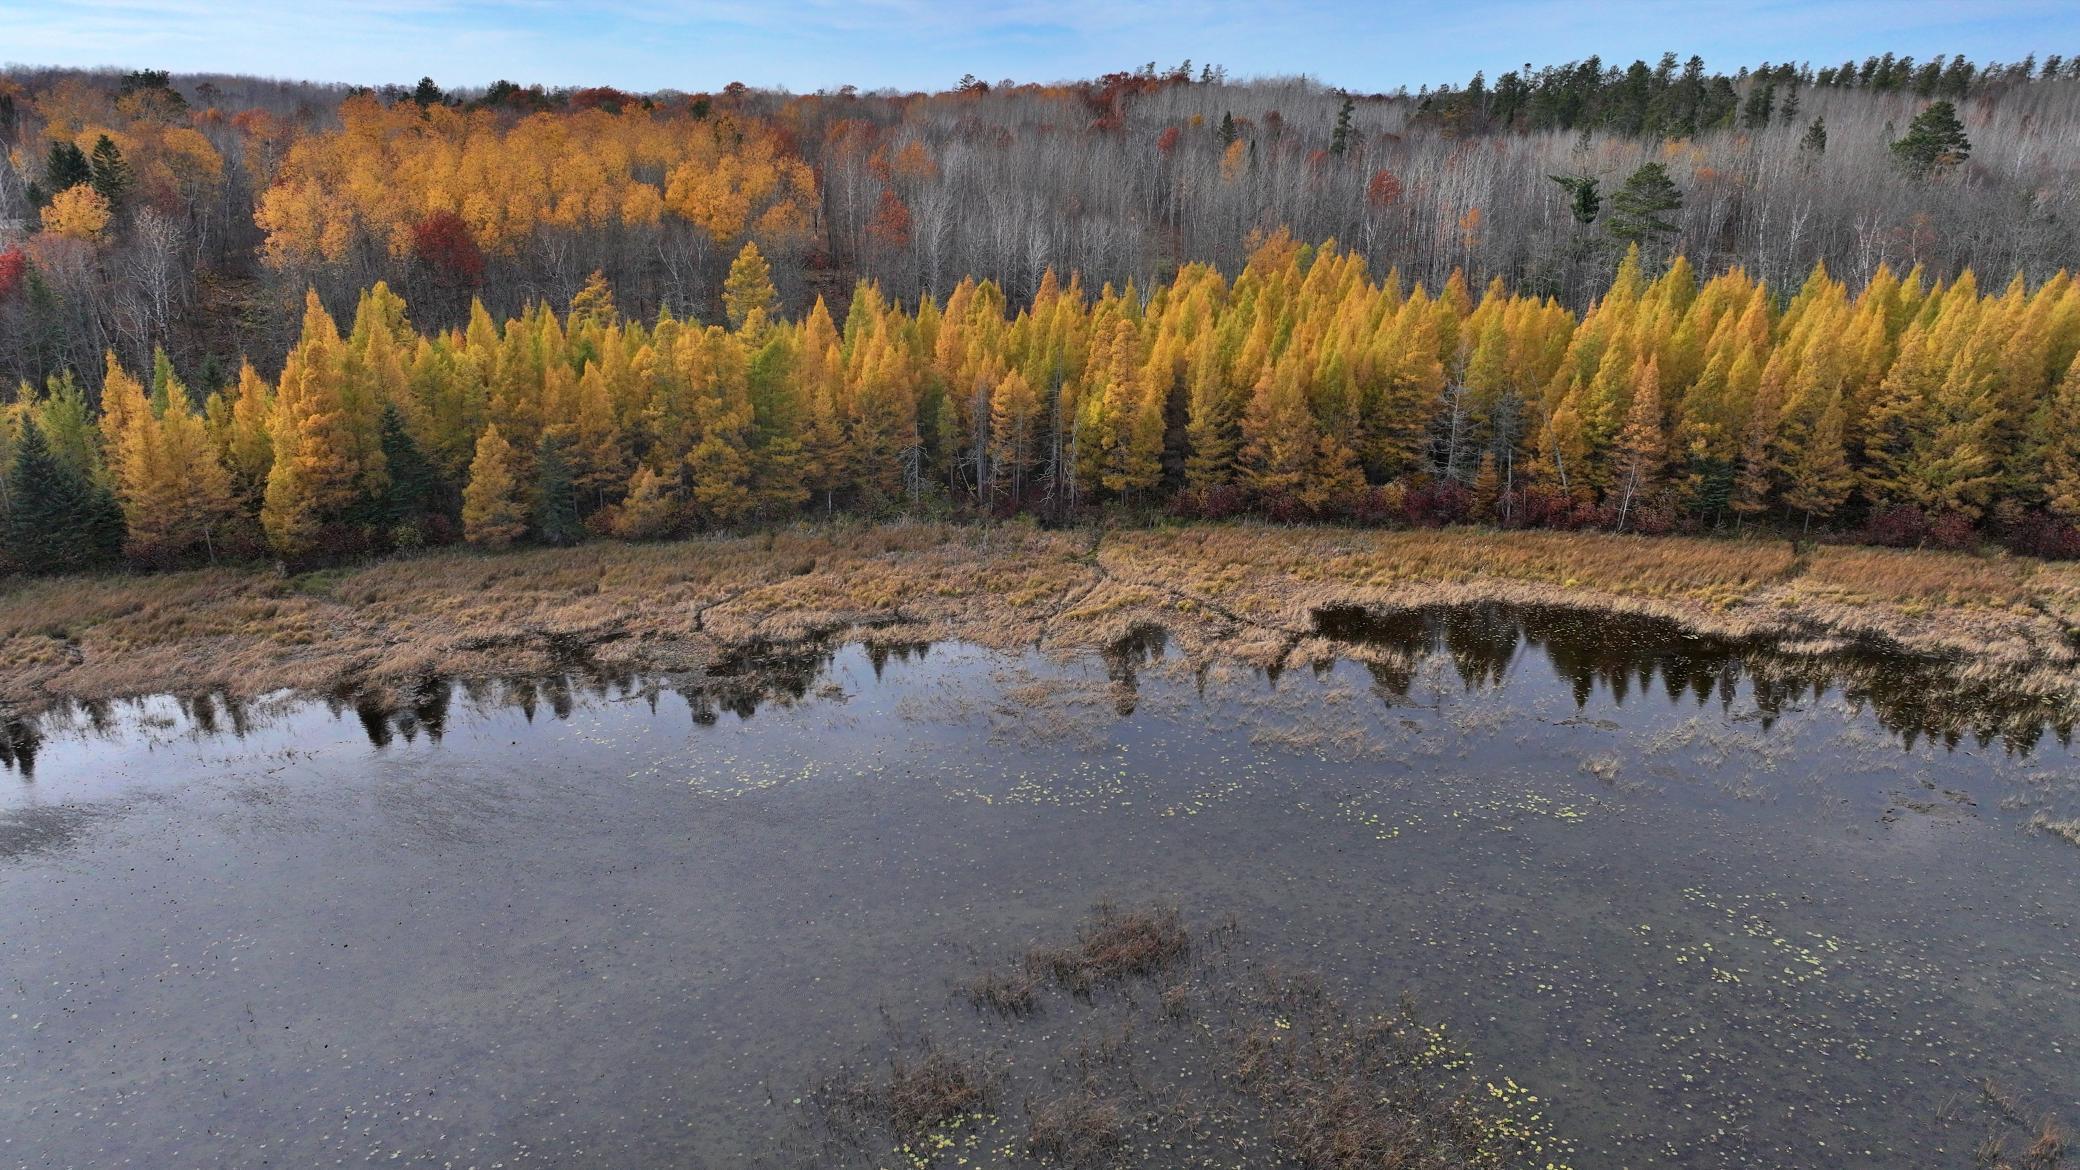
left=5, top=603, right=2077, bottom=775
left=1313, top=602, right=2075, bottom=753
left=0, top=717, right=40, bottom=778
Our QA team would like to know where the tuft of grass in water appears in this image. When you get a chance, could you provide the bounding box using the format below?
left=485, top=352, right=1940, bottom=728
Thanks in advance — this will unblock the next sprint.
left=1025, top=1090, right=1127, bottom=1167
left=1024, top=903, right=1190, bottom=998
left=2030, top=812, right=2080, bottom=848
left=876, top=1049, right=995, bottom=1144
left=962, top=968, right=1040, bottom=1019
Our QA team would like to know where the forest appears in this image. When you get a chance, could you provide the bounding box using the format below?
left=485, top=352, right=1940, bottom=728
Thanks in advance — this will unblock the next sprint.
left=2, top=51, right=2080, bottom=571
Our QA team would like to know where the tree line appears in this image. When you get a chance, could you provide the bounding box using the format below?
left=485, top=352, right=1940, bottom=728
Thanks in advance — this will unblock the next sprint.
left=7, top=234, right=2080, bottom=575
left=2, top=50, right=2078, bottom=401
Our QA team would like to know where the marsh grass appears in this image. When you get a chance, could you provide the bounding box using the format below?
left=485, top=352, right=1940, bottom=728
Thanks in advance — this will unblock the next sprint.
left=1023, top=903, right=1191, bottom=998
left=5, top=522, right=2078, bottom=720
left=2029, top=812, right=2080, bottom=848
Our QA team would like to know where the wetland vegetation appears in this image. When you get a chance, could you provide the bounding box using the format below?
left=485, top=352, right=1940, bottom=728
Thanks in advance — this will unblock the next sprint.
left=4, top=532, right=2079, bottom=1167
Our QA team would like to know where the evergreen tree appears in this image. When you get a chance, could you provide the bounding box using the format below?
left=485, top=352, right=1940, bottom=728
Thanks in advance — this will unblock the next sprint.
left=1740, top=82, right=1775, bottom=129
left=377, top=402, right=442, bottom=544
left=3, top=419, right=120, bottom=573
left=1549, top=173, right=1600, bottom=224
left=1329, top=97, right=1356, bottom=156
left=1608, top=163, right=1683, bottom=250
left=87, top=135, right=131, bottom=212
left=42, top=139, right=90, bottom=197
left=532, top=433, right=581, bottom=545
left=1891, top=100, right=1970, bottom=177
left=1799, top=117, right=1827, bottom=154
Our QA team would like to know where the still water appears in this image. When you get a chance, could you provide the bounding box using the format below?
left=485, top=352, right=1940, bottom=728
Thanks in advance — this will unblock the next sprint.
left=3, top=604, right=2076, bottom=1168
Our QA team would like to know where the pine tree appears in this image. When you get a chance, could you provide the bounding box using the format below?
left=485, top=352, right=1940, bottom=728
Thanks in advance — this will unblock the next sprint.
left=42, top=139, right=91, bottom=196
left=4, top=418, right=120, bottom=573
left=378, top=402, right=442, bottom=544
left=87, top=135, right=131, bottom=212
left=533, top=433, right=581, bottom=545
left=461, top=424, right=528, bottom=546
left=1549, top=173, right=1600, bottom=224
left=1799, top=117, right=1827, bottom=154
left=1329, top=97, right=1356, bottom=156
left=1608, top=163, right=1683, bottom=250
left=1891, top=100, right=1970, bottom=177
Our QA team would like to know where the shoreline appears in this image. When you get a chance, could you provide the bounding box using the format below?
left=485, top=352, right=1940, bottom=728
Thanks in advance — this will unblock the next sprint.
left=4, top=522, right=2077, bottom=719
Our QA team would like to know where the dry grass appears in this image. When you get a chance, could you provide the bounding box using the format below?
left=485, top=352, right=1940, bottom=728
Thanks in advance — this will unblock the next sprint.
left=963, top=968, right=1042, bottom=1018
left=3, top=520, right=2078, bottom=716
left=1025, top=1090, right=1127, bottom=1167
left=876, top=1049, right=995, bottom=1143
left=1023, top=903, right=1191, bottom=998
left=2030, top=813, right=2080, bottom=848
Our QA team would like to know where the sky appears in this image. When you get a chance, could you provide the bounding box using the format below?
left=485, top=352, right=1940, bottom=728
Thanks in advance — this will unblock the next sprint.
left=2, top=0, right=2074, bottom=94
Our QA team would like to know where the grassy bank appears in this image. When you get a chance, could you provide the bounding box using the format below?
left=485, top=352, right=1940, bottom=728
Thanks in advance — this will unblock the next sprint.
left=4, top=521, right=2078, bottom=716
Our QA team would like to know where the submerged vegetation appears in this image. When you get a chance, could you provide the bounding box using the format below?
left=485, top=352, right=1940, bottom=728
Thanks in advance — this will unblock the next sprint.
left=807, top=904, right=1578, bottom=1170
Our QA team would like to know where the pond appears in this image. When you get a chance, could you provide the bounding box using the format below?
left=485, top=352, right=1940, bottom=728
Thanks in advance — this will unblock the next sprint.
left=3, top=603, right=2077, bottom=1168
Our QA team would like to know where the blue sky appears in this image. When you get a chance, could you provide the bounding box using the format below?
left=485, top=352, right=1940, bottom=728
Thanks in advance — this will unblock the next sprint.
left=2, top=0, right=2072, bottom=93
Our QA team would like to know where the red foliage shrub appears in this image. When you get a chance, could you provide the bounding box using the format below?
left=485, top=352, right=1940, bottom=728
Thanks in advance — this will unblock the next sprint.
left=1402, top=479, right=1469, bottom=528
left=2000, top=513, right=2080, bottom=559
left=1166, top=485, right=1249, bottom=521
left=411, top=211, right=485, bottom=288
left=1925, top=510, right=1978, bottom=551
left=1156, top=126, right=1181, bottom=155
left=1262, top=492, right=1313, bottom=524
left=0, top=247, right=25, bottom=299
left=1861, top=506, right=1930, bottom=548
left=1366, top=170, right=1405, bottom=207
left=1348, top=485, right=1403, bottom=526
